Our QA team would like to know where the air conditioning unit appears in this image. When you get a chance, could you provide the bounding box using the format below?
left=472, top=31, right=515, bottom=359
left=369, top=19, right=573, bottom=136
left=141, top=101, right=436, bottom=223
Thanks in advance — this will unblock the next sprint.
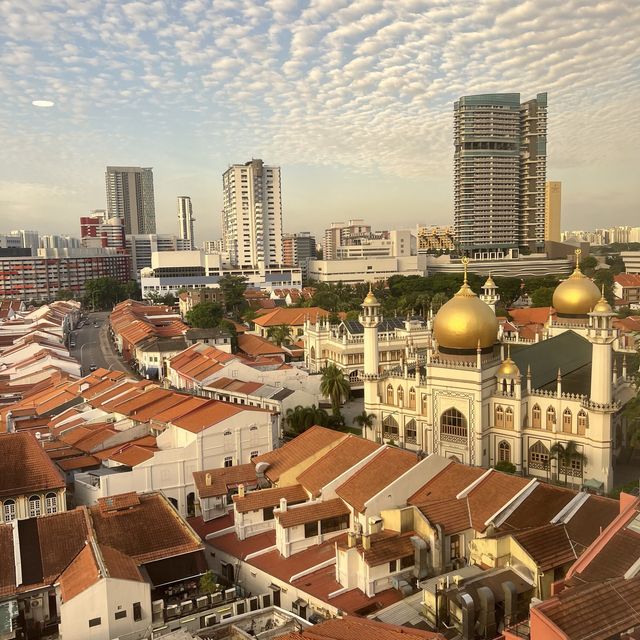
left=30, top=598, right=41, bottom=608
left=224, top=587, right=236, bottom=601
left=180, top=600, right=193, bottom=613
left=165, top=604, right=179, bottom=619
left=203, top=614, right=218, bottom=626
left=210, top=591, right=223, bottom=605
left=152, top=599, right=164, bottom=615
left=233, top=600, right=246, bottom=616
left=248, top=596, right=259, bottom=611
left=196, top=595, right=209, bottom=609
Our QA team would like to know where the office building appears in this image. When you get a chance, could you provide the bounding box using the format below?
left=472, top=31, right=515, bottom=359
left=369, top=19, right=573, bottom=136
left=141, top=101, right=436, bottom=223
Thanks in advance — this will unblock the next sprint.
left=177, top=196, right=195, bottom=249
left=0, top=249, right=129, bottom=300
left=0, top=234, right=23, bottom=250
left=39, top=235, right=81, bottom=250
left=80, top=210, right=126, bottom=250
left=105, top=166, right=156, bottom=234
left=322, top=219, right=372, bottom=259
left=221, top=159, right=283, bottom=268
left=454, top=93, right=547, bottom=257
left=126, top=234, right=191, bottom=280
left=282, top=232, right=317, bottom=266
left=545, top=181, right=561, bottom=242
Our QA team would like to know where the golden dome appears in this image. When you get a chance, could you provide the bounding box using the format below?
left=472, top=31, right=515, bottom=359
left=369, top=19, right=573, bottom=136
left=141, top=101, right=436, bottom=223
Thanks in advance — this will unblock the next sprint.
left=592, top=294, right=612, bottom=314
left=363, top=287, right=378, bottom=305
left=433, top=280, right=499, bottom=351
left=483, top=275, right=496, bottom=288
left=497, top=355, right=520, bottom=379
left=552, top=265, right=600, bottom=316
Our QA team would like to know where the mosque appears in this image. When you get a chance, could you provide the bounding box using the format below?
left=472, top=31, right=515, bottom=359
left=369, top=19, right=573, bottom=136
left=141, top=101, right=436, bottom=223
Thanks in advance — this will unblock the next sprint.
left=360, top=252, right=636, bottom=492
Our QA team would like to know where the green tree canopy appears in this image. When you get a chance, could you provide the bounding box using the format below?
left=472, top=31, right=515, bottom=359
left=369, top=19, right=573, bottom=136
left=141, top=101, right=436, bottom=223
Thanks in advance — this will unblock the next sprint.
left=84, top=277, right=128, bottom=310
left=285, top=404, right=330, bottom=434
left=266, top=324, right=293, bottom=346
left=186, top=302, right=224, bottom=328
left=550, top=441, right=587, bottom=486
left=531, top=286, right=555, bottom=307
left=218, top=274, right=248, bottom=318
left=320, top=364, right=351, bottom=417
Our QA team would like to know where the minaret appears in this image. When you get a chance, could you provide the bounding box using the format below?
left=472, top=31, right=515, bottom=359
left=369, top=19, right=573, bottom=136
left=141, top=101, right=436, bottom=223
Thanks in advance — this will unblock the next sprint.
left=587, top=287, right=616, bottom=404
left=481, top=274, right=500, bottom=312
left=360, top=284, right=381, bottom=409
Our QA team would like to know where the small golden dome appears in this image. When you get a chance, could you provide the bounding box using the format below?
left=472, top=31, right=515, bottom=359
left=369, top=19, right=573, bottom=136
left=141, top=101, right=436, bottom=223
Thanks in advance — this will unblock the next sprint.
left=552, top=263, right=600, bottom=317
left=483, top=275, right=496, bottom=288
left=592, top=295, right=612, bottom=314
left=433, top=281, right=499, bottom=351
left=363, top=289, right=378, bottom=305
left=497, top=356, right=520, bottom=379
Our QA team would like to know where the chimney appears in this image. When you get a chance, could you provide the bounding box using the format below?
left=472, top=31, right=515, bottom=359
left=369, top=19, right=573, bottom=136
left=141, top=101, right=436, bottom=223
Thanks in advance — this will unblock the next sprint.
left=347, top=531, right=357, bottom=548
left=238, top=483, right=245, bottom=498
left=362, top=533, right=371, bottom=550
left=279, top=498, right=287, bottom=512
left=205, top=473, right=212, bottom=486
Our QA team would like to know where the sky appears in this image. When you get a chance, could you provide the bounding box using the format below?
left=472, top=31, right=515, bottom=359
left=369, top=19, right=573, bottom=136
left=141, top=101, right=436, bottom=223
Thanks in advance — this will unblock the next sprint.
left=1, top=0, right=638, bottom=243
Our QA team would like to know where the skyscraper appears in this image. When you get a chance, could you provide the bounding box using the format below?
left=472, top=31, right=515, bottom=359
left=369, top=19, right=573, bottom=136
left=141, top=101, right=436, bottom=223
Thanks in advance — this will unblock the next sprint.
left=177, top=196, right=195, bottom=249
left=221, top=159, right=283, bottom=267
left=545, top=181, right=562, bottom=243
left=453, top=93, right=547, bottom=258
left=105, top=166, right=156, bottom=235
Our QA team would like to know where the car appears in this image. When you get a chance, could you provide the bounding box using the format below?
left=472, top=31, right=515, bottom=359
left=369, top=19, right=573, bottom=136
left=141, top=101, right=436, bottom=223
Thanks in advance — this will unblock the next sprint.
left=89, top=364, right=98, bottom=372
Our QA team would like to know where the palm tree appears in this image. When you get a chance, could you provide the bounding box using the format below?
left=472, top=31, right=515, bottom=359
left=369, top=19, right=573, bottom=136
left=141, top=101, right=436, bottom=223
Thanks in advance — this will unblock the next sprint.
left=415, top=293, right=431, bottom=318
left=353, top=411, right=376, bottom=437
left=266, top=324, right=293, bottom=346
left=320, top=364, right=351, bottom=417
left=285, top=404, right=329, bottom=434
left=550, top=441, right=587, bottom=486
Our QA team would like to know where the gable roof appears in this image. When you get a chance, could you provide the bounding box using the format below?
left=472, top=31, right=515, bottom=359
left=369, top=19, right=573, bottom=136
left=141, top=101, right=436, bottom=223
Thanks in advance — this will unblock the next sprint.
left=233, top=485, right=308, bottom=514
left=193, top=464, right=258, bottom=499
left=0, top=432, right=65, bottom=498
left=512, top=524, right=578, bottom=571
left=276, top=498, right=349, bottom=528
left=335, top=447, right=418, bottom=513
left=252, top=307, right=330, bottom=328
left=252, top=426, right=346, bottom=484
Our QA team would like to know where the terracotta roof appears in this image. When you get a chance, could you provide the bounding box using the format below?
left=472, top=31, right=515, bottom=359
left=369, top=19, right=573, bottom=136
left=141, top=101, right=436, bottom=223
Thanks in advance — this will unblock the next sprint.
left=536, top=575, right=640, bottom=640
left=348, top=530, right=418, bottom=567
left=508, top=306, right=555, bottom=326
left=170, top=400, right=260, bottom=434
left=0, top=524, right=16, bottom=597
left=252, top=307, right=329, bottom=328
left=0, top=431, right=65, bottom=498
left=408, top=462, right=485, bottom=505
left=109, top=445, right=156, bottom=467
left=57, top=543, right=100, bottom=601
left=237, top=333, right=286, bottom=356
left=193, top=464, right=258, bottom=499
left=89, top=492, right=202, bottom=564
left=252, top=426, right=346, bottom=483
left=277, top=498, right=349, bottom=528
left=56, top=455, right=101, bottom=471
left=564, top=494, right=620, bottom=549
left=273, top=614, right=443, bottom=639
left=335, top=447, right=418, bottom=513
left=234, top=485, right=308, bottom=513
left=297, top=435, right=380, bottom=498
left=513, top=524, right=578, bottom=571
left=418, top=499, right=472, bottom=535
left=615, top=273, right=640, bottom=287
left=209, top=529, right=276, bottom=560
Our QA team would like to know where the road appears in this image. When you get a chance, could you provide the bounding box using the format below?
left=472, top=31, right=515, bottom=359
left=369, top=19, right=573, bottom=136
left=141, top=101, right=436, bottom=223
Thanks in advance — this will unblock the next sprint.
left=68, top=311, right=134, bottom=377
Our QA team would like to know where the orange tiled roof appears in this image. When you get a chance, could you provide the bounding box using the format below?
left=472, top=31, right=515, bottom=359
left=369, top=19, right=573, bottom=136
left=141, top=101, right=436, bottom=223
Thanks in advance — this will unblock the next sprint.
left=508, top=306, right=555, bottom=326
left=335, top=446, right=418, bottom=513
left=614, top=273, right=640, bottom=287
left=193, top=464, right=258, bottom=499
left=252, top=307, right=330, bottom=328
left=170, top=400, right=264, bottom=434
left=252, top=426, right=346, bottom=483
left=276, top=498, right=348, bottom=528
left=237, top=333, right=286, bottom=356
left=234, top=485, right=308, bottom=514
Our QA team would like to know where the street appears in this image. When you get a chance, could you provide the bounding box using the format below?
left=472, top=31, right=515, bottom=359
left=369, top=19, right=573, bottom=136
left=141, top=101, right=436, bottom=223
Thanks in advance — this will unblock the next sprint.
left=68, top=311, right=132, bottom=376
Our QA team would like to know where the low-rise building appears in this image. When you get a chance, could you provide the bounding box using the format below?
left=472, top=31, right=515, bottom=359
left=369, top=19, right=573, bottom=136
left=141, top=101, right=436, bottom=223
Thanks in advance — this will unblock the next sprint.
left=307, top=256, right=426, bottom=284
left=178, top=288, right=225, bottom=318
left=614, top=272, right=640, bottom=308
left=252, top=307, right=330, bottom=340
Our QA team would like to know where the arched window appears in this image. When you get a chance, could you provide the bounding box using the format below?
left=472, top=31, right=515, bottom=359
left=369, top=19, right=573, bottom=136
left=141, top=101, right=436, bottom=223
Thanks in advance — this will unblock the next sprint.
left=405, top=419, right=417, bottom=443
left=498, top=441, right=511, bottom=463
left=397, top=386, right=404, bottom=407
left=310, top=346, right=316, bottom=360
left=383, top=415, right=399, bottom=440
left=3, top=499, right=15, bottom=522
left=546, top=407, right=556, bottom=430
left=441, top=408, right=467, bottom=440
left=449, top=455, right=461, bottom=463
left=577, top=410, right=588, bottom=435
left=421, top=394, right=429, bottom=416
left=529, top=441, right=550, bottom=469
left=495, top=405, right=504, bottom=428
left=45, top=492, right=58, bottom=515
left=505, top=407, right=514, bottom=429
left=386, top=384, right=394, bottom=405
left=532, top=404, right=541, bottom=429
left=563, top=408, right=572, bottom=434
left=29, top=495, right=42, bottom=518
left=409, top=387, right=416, bottom=410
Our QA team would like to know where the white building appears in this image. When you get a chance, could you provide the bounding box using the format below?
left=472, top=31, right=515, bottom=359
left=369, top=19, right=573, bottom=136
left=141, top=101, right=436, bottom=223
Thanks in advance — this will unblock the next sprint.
left=140, top=250, right=301, bottom=297
left=222, top=159, right=283, bottom=268
left=621, top=251, right=640, bottom=274
left=359, top=256, right=635, bottom=492
left=177, top=196, right=196, bottom=249
left=306, top=255, right=426, bottom=284
left=126, top=234, right=192, bottom=280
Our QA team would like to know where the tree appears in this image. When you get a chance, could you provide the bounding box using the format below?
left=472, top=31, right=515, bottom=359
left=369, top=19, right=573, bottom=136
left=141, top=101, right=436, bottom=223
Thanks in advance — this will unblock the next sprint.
left=186, top=302, right=224, bottom=328
left=57, top=289, right=74, bottom=301
left=122, top=280, right=142, bottom=301
left=531, top=286, right=555, bottom=307
left=84, top=277, right=127, bottom=310
left=431, top=292, right=448, bottom=312
left=199, top=570, right=217, bottom=594
left=579, top=255, right=598, bottom=277
left=218, top=275, right=248, bottom=318
left=320, top=364, right=350, bottom=417
left=285, top=405, right=329, bottom=434
left=494, top=461, right=516, bottom=474
left=352, top=411, right=375, bottom=436
left=266, top=324, right=293, bottom=346
left=550, top=441, right=587, bottom=486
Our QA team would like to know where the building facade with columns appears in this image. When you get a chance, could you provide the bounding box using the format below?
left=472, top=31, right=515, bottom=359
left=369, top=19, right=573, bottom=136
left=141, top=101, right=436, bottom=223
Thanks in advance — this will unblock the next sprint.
left=361, top=257, right=635, bottom=492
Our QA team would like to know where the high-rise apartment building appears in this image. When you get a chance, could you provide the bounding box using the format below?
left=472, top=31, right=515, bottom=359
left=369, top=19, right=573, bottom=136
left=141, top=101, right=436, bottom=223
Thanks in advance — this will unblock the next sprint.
left=283, top=232, right=317, bottom=266
left=105, top=166, right=156, bottom=235
left=545, top=181, right=562, bottom=242
left=221, top=159, right=283, bottom=267
left=10, top=230, right=40, bottom=254
left=322, top=219, right=372, bottom=259
left=177, top=196, right=195, bottom=249
left=80, top=210, right=126, bottom=250
left=453, top=93, right=547, bottom=257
